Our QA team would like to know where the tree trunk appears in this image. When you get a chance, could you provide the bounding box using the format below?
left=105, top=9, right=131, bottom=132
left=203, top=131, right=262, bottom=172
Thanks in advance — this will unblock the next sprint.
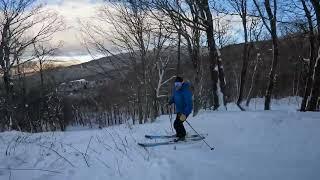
left=193, top=69, right=201, bottom=115
left=3, top=70, right=13, bottom=129
left=216, top=49, right=228, bottom=108
left=1, top=23, right=13, bottom=129
left=300, top=0, right=316, bottom=111
left=151, top=90, right=158, bottom=122
left=264, top=0, right=279, bottom=110
left=175, top=0, right=181, bottom=76
left=237, top=15, right=249, bottom=111
left=308, top=49, right=320, bottom=111
left=201, top=0, right=220, bottom=109
left=176, top=26, right=181, bottom=76
left=307, top=0, right=320, bottom=111
left=265, top=36, right=279, bottom=110
left=137, top=87, right=143, bottom=124
left=246, top=52, right=261, bottom=106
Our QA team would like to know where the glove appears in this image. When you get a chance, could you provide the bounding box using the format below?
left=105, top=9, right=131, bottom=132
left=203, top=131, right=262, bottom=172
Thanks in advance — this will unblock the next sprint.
left=179, top=114, right=187, bottom=122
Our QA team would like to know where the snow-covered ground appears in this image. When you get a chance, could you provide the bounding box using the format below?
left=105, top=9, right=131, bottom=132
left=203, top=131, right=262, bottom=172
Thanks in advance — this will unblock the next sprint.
left=0, top=97, right=319, bottom=180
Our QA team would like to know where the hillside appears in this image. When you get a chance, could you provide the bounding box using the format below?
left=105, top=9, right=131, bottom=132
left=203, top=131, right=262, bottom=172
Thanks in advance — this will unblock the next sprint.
left=15, top=35, right=309, bottom=101
left=0, top=97, right=319, bottom=180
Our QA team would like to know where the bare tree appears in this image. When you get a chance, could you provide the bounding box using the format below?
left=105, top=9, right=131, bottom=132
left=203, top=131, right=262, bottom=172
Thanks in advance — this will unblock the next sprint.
left=32, top=43, right=62, bottom=130
left=152, top=0, right=208, bottom=114
left=176, top=0, right=182, bottom=76
left=33, top=44, right=61, bottom=97
left=154, top=0, right=229, bottom=110
left=307, top=0, right=320, bottom=111
left=147, top=22, right=176, bottom=121
left=82, top=0, right=176, bottom=122
left=245, top=14, right=264, bottom=106
left=225, top=0, right=249, bottom=110
left=104, top=0, right=151, bottom=123
left=196, top=0, right=228, bottom=109
left=0, top=0, right=64, bottom=130
left=213, top=12, right=235, bottom=49
left=298, top=0, right=317, bottom=111
left=246, top=52, right=262, bottom=106
left=253, top=0, right=279, bottom=110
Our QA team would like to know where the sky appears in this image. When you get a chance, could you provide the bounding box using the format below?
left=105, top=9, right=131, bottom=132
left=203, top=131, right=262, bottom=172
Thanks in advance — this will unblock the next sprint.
left=39, top=0, right=243, bottom=65
left=42, top=0, right=105, bottom=63
left=36, top=0, right=302, bottom=65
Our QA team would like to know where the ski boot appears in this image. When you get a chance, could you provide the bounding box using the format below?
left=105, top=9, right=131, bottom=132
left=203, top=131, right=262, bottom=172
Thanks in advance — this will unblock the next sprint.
left=174, top=136, right=186, bottom=142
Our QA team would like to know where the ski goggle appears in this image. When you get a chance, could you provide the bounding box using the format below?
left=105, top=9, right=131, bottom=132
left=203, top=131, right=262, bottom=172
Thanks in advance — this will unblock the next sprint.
left=174, top=82, right=183, bottom=87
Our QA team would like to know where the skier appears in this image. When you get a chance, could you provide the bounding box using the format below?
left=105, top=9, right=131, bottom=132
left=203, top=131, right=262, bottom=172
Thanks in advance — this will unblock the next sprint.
left=169, top=76, right=193, bottom=142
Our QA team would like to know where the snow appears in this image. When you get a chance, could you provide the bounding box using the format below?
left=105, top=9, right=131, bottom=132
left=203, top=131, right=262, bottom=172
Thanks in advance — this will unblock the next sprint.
left=224, top=96, right=302, bottom=111
left=0, top=97, right=320, bottom=180
left=70, top=79, right=87, bottom=83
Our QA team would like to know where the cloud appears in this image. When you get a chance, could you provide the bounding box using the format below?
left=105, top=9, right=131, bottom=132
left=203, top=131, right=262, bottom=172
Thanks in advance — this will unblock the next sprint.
left=41, top=0, right=245, bottom=63
left=44, top=0, right=104, bottom=58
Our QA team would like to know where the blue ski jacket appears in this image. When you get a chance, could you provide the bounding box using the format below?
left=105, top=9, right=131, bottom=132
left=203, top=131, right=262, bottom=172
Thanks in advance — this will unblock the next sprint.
left=169, top=82, right=193, bottom=116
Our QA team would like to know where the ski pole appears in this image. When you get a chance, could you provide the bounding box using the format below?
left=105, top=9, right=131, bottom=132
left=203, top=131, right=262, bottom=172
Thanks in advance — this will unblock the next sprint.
left=185, top=120, right=214, bottom=150
left=168, top=105, right=174, bottom=133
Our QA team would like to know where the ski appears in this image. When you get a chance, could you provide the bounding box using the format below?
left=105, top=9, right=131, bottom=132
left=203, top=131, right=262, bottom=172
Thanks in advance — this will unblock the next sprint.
left=138, top=136, right=205, bottom=147
left=144, top=133, right=207, bottom=139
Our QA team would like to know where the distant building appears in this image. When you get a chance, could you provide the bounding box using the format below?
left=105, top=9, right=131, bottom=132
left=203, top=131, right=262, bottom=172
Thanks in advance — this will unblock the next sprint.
left=58, top=78, right=108, bottom=94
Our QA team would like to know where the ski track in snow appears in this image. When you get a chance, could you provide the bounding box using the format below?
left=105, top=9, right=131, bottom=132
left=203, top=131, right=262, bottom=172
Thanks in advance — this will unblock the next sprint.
left=0, top=97, right=320, bottom=180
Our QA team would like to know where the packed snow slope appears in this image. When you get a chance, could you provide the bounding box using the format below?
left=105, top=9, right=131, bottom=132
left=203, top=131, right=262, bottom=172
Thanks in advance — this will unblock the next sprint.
left=0, top=97, right=320, bottom=180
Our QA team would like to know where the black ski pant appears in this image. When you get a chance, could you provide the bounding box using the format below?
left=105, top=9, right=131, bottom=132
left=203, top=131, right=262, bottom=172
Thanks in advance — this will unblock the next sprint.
left=174, top=113, right=186, bottom=138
